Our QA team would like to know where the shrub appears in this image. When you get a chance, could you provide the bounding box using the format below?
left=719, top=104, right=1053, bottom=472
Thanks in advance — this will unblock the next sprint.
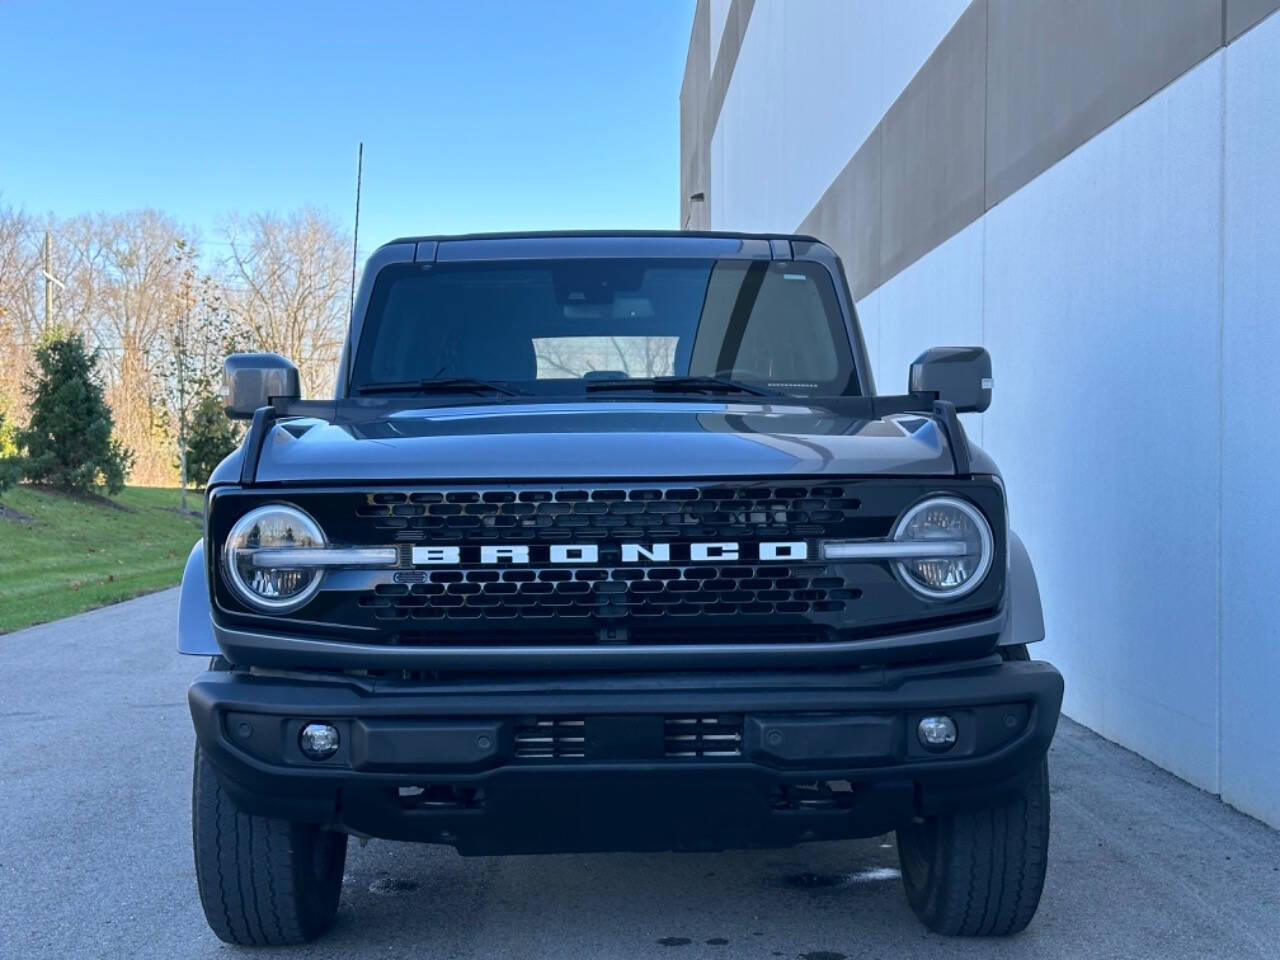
left=19, top=332, right=134, bottom=495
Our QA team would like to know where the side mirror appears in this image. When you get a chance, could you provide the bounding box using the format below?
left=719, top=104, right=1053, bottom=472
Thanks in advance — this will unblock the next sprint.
left=222, top=353, right=300, bottom=420
left=909, top=346, right=992, bottom=413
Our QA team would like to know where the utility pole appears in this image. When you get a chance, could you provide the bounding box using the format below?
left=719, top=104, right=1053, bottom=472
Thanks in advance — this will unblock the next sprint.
left=173, top=243, right=193, bottom=514
left=178, top=289, right=188, bottom=514
left=44, top=231, right=53, bottom=328
left=41, top=230, right=64, bottom=331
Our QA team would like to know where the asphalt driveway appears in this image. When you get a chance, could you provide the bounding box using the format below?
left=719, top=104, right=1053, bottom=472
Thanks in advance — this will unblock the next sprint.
left=2, top=589, right=1277, bottom=959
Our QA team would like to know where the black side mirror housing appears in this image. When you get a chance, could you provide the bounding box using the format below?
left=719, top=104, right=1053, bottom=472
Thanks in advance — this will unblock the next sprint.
left=909, top=346, right=992, bottom=413
left=222, top=353, right=300, bottom=420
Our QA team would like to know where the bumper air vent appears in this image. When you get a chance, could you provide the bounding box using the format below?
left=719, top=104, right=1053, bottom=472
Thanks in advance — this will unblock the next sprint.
left=511, top=716, right=744, bottom=760
left=513, top=718, right=586, bottom=759
left=663, top=716, right=744, bottom=758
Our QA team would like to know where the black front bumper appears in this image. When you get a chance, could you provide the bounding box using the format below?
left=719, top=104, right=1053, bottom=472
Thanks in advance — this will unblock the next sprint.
left=189, top=654, right=1063, bottom=855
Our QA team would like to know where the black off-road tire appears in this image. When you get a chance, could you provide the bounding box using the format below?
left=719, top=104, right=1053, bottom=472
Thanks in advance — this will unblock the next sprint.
left=894, top=646, right=1049, bottom=937
left=192, top=745, right=347, bottom=945
left=896, top=757, right=1049, bottom=936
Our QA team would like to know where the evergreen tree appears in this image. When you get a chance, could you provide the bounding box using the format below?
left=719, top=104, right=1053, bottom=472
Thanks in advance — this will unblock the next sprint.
left=184, top=391, right=241, bottom=489
left=0, top=412, right=20, bottom=495
left=18, top=332, right=134, bottom=495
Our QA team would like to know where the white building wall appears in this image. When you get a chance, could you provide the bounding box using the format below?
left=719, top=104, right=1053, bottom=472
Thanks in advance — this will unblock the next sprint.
left=701, top=5, right=1280, bottom=824
left=979, top=54, right=1225, bottom=790
left=708, top=0, right=732, bottom=68
left=870, top=218, right=985, bottom=428
left=863, top=54, right=1226, bottom=791
left=710, top=0, right=970, bottom=232
left=867, top=27, right=1280, bottom=821
left=1220, top=11, right=1280, bottom=826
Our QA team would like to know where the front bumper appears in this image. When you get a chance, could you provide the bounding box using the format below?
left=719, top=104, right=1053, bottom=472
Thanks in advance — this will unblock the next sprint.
left=189, top=654, right=1063, bottom=855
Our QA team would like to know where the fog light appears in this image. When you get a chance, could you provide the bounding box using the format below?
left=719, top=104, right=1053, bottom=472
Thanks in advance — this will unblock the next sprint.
left=918, top=715, right=957, bottom=750
left=299, top=722, right=340, bottom=760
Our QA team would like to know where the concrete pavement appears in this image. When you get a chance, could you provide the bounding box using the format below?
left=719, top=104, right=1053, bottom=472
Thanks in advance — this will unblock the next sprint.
left=2, top=589, right=1278, bottom=959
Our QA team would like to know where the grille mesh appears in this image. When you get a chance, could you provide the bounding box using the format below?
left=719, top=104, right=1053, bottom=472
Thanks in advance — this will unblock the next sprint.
left=360, top=563, right=860, bottom=622
left=356, top=485, right=861, bottom=543
left=353, top=483, right=865, bottom=624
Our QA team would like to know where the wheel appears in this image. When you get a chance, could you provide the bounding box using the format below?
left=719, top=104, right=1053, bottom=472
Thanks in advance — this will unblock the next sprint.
left=192, top=744, right=347, bottom=945
left=895, top=756, right=1050, bottom=936
left=894, top=641, right=1049, bottom=936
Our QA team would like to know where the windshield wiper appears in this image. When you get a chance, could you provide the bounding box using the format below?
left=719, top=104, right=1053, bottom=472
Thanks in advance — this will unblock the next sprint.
left=583, top=375, right=778, bottom=397
left=356, top=377, right=523, bottom=397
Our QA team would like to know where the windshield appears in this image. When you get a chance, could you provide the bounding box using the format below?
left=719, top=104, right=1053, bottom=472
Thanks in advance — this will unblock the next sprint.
left=350, top=258, right=861, bottom=397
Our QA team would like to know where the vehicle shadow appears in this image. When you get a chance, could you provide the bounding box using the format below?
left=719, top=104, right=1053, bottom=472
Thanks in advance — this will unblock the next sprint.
left=317, top=835, right=925, bottom=960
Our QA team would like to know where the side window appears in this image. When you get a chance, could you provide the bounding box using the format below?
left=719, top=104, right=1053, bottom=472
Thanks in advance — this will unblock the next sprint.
left=688, top=262, right=840, bottom=382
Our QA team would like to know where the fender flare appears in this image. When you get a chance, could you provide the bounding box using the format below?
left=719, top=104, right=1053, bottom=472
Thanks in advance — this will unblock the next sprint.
left=999, top=530, right=1045, bottom=646
left=178, top=540, right=219, bottom=656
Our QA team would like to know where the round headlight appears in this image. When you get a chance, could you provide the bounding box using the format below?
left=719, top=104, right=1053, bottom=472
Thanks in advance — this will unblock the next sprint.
left=224, top=504, right=326, bottom=612
left=892, top=496, right=993, bottom=600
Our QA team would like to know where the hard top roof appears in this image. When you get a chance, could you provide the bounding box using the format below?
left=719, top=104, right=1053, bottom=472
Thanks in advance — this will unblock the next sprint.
left=384, top=229, right=821, bottom=246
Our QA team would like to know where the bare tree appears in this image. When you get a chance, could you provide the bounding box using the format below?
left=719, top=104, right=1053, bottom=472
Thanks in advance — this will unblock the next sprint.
left=83, top=211, right=193, bottom=483
left=155, top=239, right=234, bottom=510
left=219, top=209, right=350, bottom=397
left=0, top=203, right=42, bottom=420
left=0, top=203, right=351, bottom=489
left=533, top=335, right=677, bottom=380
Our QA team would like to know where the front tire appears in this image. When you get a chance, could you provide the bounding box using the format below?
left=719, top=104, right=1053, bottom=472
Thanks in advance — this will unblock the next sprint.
left=192, top=745, right=347, bottom=945
left=895, top=755, right=1050, bottom=936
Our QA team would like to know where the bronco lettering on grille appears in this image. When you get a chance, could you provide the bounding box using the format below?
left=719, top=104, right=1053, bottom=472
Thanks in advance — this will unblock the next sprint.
left=410, top=541, right=809, bottom=566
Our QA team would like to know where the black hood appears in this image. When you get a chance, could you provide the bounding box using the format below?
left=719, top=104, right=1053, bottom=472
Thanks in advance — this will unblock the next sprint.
left=235, top=400, right=959, bottom=484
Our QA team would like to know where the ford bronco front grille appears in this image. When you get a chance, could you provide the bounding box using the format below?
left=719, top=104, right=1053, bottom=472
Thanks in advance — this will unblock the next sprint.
left=359, top=563, right=861, bottom=622
left=348, top=482, right=867, bottom=626
left=208, top=478, right=1007, bottom=647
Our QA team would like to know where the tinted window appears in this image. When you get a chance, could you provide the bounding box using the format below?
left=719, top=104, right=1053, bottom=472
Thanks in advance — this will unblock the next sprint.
left=352, top=258, right=859, bottom=396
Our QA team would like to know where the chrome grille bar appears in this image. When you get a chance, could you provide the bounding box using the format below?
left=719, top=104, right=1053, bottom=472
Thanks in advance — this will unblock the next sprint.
left=821, top=540, right=967, bottom=559
left=251, top=547, right=399, bottom=568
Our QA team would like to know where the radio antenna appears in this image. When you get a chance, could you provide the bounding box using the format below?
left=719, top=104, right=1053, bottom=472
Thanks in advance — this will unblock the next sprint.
left=348, top=142, right=364, bottom=318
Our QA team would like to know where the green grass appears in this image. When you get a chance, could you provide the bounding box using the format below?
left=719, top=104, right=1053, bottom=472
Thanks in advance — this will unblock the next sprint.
left=0, top=485, right=203, bottom=634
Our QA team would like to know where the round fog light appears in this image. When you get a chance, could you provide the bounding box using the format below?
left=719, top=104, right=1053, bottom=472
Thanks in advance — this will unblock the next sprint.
left=918, top=715, right=958, bottom=751
left=299, top=722, right=340, bottom=760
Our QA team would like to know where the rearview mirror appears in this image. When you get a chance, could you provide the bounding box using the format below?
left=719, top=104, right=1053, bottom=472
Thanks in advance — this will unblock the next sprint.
left=222, top=353, right=300, bottom=420
left=909, top=347, right=992, bottom=413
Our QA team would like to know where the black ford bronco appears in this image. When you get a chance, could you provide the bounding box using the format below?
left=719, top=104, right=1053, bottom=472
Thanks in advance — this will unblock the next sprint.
left=179, top=231, right=1063, bottom=944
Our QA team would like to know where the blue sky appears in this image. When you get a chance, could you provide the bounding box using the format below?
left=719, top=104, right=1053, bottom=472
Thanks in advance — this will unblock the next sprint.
left=0, top=0, right=695, bottom=248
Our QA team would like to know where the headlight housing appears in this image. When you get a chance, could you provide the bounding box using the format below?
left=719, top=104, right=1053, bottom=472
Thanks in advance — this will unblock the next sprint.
left=223, top=504, right=327, bottom=612
left=891, top=496, right=993, bottom=600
